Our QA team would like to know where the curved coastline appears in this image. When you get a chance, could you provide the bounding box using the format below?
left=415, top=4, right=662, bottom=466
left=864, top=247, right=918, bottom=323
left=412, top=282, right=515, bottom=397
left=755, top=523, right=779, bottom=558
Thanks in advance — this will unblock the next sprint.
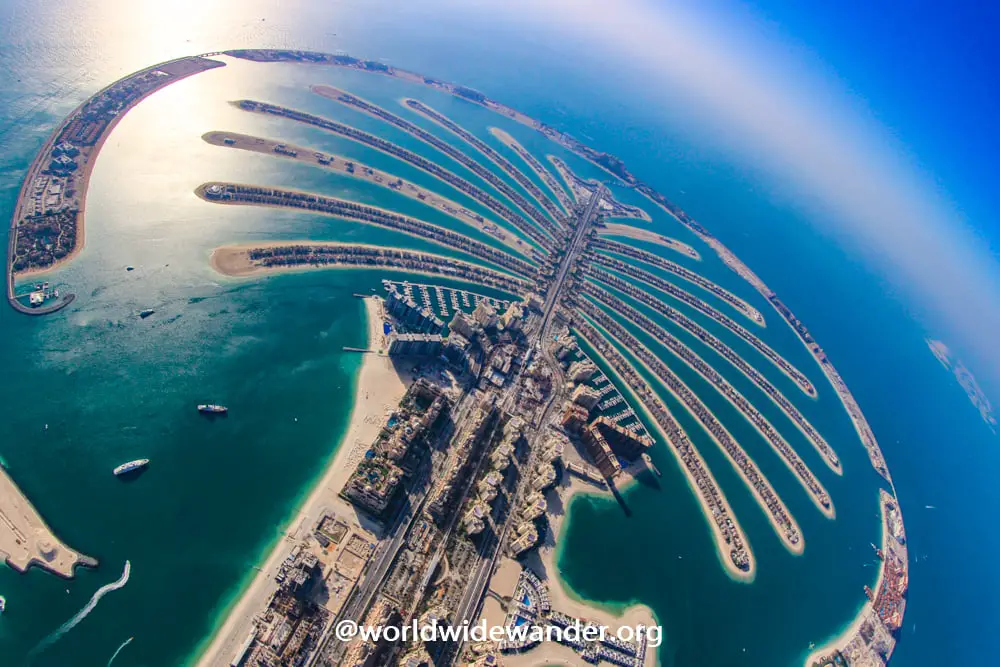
left=488, top=126, right=574, bottom=215
left=579, top=308, right=806, bottom=555
left=2, top=48, right=907, bottom=665
left=572, top=319, right=757, bottom=581
left=209, top=47, right=905, bottom=666
left=192, top=296, right=409, bottom=667
left=584, top=287, right=836, bottom=518
left=6, top=55, right=225, bottom=313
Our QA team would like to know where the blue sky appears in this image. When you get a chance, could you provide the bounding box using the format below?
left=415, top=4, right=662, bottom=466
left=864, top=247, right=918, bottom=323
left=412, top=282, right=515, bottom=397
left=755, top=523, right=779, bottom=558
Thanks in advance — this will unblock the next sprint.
left=740, top=0, right=1000, bottom=255
left=452, top=0, right=1000, bottom=394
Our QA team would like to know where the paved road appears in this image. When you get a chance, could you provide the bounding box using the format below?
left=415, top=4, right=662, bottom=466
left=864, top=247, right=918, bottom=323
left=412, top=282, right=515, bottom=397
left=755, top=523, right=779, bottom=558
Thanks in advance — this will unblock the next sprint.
left=312, top=392, right=477, bottom=666
left=317, top=187, right=606, bottom=666
left=448, top=186, right=606, bottom=657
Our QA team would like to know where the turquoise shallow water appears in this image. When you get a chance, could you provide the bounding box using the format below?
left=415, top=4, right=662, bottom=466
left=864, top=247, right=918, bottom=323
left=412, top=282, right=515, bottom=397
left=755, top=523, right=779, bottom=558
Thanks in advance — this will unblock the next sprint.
left=0, top=3, right=998, bottom=666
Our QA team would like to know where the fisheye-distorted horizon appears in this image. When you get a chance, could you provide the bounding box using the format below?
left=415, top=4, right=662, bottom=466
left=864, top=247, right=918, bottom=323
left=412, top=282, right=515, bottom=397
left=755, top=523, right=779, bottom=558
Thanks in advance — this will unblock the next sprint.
left=454, top=0, right=1000, bottom=397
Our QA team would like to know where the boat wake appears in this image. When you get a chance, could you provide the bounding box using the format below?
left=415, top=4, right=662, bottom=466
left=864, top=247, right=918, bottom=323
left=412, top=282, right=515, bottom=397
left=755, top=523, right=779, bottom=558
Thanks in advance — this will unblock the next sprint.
left=107, top=636, right=134, bottom=667
left=28, top=561, right=131, bottom=662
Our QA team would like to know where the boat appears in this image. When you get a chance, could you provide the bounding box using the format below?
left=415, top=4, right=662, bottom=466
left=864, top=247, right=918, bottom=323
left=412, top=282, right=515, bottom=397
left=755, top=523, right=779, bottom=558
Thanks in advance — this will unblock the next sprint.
left=113, top=459, right=149, bottom=476
left=198, top=404, right=228, bottom=414
left=642, top=453, right=662, bottom=477
left=0, top=595, right=5, bottom=614
left=139, top=309, right=155, bottom=318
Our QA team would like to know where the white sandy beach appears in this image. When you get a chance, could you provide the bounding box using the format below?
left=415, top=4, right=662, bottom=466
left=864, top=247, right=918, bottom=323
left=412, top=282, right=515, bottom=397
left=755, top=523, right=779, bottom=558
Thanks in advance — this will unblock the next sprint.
left=194, top=296, right=410, bottom=667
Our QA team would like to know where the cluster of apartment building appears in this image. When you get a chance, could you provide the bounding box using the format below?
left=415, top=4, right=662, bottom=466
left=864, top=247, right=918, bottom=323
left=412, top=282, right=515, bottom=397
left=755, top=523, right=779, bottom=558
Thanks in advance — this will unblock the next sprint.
left=498, top=567, right=648, bottom=666
left=238, top=510, right=377, bottom=667
left=341, top=381, right=449, bottom=519
left=461, top=420, right=526, bottom=536
left=426, top=396, right=499, bottom=525
left=508, top=438, right=563, bottom=557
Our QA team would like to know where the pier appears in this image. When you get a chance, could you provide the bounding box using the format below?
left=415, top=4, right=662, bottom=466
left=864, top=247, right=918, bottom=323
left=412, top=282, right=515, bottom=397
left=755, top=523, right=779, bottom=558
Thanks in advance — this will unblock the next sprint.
left=1, top=469, right=96, bottom=578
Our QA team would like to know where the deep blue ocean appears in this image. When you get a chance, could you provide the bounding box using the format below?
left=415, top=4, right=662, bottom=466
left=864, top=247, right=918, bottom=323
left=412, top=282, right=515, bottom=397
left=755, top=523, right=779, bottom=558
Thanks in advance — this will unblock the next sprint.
left=0, top=1, right=997, bottom=666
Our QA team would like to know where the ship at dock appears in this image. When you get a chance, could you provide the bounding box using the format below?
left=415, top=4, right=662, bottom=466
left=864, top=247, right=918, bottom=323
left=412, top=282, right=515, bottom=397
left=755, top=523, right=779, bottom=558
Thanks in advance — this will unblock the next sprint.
left=113, top=459, right=149, bottom=476
left=198, top=404, right=228, bottom=414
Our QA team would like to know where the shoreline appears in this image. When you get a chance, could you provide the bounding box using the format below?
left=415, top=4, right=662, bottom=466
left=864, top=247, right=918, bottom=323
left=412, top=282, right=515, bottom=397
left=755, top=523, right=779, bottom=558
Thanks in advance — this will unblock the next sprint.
left=573, top=324, right=756, bottom=582
left=802, top=489, right=903, bottom=666
left=193, top=296, right=411, bottom=667
left=7, top=56, right=225, bottom=307
left=502, top=472, right=659, bottom=667
left=208, top=243, right=527, bottom=299
left=487, top=126, right=574, bottom=216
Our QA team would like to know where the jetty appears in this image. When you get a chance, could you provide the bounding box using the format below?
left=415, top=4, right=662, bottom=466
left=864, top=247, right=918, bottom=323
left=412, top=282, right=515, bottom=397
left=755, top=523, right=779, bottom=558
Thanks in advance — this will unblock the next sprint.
left=0, top=469, right=96, bottom=578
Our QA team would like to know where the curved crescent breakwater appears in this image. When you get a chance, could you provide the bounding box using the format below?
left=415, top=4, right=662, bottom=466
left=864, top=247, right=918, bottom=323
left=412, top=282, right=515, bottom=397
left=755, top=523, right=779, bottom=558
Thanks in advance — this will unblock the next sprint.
left=6, top=55, right=225, bottom=311
left=224, top=50, right=892, bottom=494
left=4, top=48, right=909, bottom=667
